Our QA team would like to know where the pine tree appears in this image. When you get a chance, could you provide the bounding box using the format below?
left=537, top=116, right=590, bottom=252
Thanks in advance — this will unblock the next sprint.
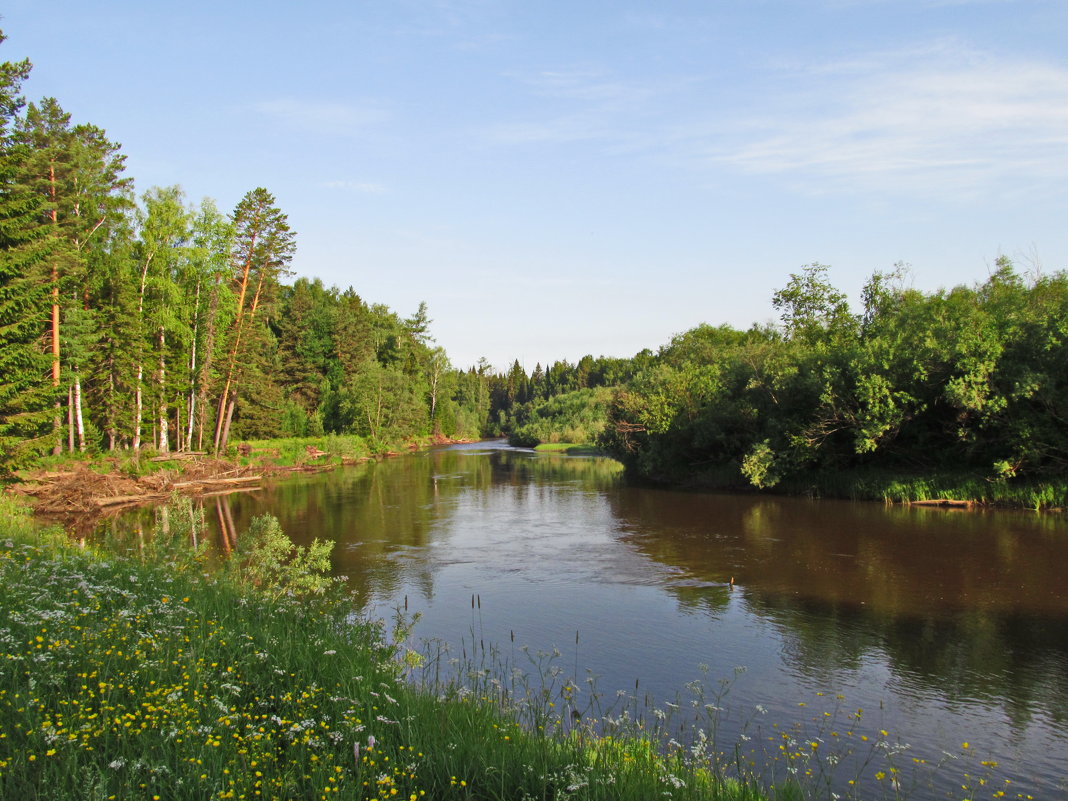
left=0, top=33, right=55, bottom=473
left=213, top=188, right=295, bottom=453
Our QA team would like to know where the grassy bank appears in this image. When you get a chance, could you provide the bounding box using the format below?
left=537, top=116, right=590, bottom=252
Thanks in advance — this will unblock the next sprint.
left=21, top=432, right=458, bottom=480
left=532, top=443, right=603, bottom=456
left=677, top=463, right=1068, bottom=511
left=0, top=496, right=767, bottom=801
left=809, top=468, right=1068, bottom=510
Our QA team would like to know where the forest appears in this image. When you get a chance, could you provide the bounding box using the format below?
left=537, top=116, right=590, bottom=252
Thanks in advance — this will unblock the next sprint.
left=0, top=32, right=507, bottom=475
left=491, top=257, right=1068, bottom=504
left=3, top=31, right=1067, bottom=505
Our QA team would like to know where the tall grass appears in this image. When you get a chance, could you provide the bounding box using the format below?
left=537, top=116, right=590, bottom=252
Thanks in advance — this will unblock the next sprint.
left=405, top=630, right=1027, bottom=801
left=0, top=496, right=764, bottom=801
left=779, top=468, right=1068, bottom=510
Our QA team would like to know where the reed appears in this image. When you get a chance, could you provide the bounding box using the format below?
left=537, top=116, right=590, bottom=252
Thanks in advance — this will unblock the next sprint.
left=0, top=496, right=762, bottom=801
left=398, top=604, right=1038, bottom=801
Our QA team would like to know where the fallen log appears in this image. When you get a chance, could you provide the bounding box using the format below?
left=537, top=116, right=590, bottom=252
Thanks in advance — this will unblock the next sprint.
left=149, top=452, right=207, bottom=462
left=199, top=486, right=262, bottom=498
left=96, top=493, right=170, bottom=508
left=170, top=476, right=262, bottom=490
left=910, top=498, right=974, bottom=508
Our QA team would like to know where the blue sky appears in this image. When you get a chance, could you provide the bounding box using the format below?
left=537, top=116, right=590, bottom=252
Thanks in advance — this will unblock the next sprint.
left=4, top=1, right=1067, bottom=371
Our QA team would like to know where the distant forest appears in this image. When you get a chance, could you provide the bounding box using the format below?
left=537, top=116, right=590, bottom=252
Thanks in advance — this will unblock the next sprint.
left=0, top=32, right=627, bottom=472
left=3, top=31, right=1067, bottom=497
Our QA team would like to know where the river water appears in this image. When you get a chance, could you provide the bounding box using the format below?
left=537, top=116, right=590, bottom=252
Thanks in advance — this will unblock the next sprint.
left=106, top=441, right=1068, bottom=799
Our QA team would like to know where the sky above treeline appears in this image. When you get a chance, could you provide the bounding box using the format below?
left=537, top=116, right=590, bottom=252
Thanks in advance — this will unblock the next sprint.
left=3, top=1, right=1067, bottom=371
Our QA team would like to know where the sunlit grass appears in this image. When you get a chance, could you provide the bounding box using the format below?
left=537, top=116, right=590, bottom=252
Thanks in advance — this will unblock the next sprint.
left=533, top=442, right=602, bottom=455
left=1, top=492, right=1046, bottom=801
left=409, top=632, right=1039, bottom=801
left=788, top=469, right=1068, bottom=511
left=0, top=495, right=763, bottom=801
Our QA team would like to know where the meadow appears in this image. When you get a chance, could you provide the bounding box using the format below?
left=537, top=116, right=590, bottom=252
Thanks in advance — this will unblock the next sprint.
left=0, top=495, right=767, bottom=801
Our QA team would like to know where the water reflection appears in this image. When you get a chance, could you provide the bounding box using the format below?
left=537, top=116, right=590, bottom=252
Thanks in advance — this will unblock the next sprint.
left=100, top=443, right=1068, bottom=799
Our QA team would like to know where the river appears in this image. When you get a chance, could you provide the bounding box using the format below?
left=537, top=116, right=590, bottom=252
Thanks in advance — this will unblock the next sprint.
left=103, top=440, right=1068, bottom=800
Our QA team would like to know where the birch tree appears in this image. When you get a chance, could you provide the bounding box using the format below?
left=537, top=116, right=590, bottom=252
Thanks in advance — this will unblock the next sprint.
left=133, top=186, right=189, bottom=452
left=184, top=198, right=233, bottom=451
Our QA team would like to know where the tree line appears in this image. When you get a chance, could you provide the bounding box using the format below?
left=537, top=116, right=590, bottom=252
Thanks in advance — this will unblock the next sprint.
left=488, top=260, right=1067, bottom=499
left=4, top=30, right=1065, bottom=499
left=0, top=34, right=496, bottom=474
left=602, top=261, right=1068, bottom=491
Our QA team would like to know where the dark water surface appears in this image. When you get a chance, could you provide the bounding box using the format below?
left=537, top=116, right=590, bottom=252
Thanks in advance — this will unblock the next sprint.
left=108, top=441, right=1068, bottom=799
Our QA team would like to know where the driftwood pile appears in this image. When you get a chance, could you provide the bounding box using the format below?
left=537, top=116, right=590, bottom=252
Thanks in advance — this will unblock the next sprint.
left=14, top=458, right=263, bottom=516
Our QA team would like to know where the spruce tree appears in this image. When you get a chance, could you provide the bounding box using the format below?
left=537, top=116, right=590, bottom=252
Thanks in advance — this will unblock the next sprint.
left=0, top=33, right=55, bottom=474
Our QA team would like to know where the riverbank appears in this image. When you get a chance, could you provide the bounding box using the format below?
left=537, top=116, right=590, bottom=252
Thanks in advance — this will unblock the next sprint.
left=660, top=462, right=1068, bottom=512
left=7, top=433, right=477, bottom=526
left=0, top=495, right=767, bottom=801
left=533, top=442, right=603, bottom=456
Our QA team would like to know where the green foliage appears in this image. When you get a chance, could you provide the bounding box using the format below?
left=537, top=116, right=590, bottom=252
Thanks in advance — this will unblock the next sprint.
left=0, top=37, right=56, bottom=474
left=602, top=260, right=1068, bottom=506
left=740, top=440, right=779, bottom=489
left=772, top=263, right=854, bottom=346
left=509, top=386, right=614, bottom=447
left=231, top=513, right=334, bottom=598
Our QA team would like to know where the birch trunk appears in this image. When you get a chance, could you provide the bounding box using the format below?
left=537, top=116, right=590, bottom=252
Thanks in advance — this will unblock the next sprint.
left=184, top=278, right=202, bottom=452
left=73, top=375, right=85, bottom=452
left=133, top=364, right=144, bottom=451
left=157, top=326, right=169, bottom=453
left=132, top=252, right=153, bottom=451
left=67, top=386, right=74, bottom=452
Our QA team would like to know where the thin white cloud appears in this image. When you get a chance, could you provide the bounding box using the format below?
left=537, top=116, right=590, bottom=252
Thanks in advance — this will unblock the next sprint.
left=485, top=41, right=1068, bottom=199
left=514, top=68, right=663, bottom=104
left=251, top=98, right=389, bottom=135
left=322, top=180, right=387, bottom=194
left=484, top=113, right=616, bottom=145
left=485, top=68, right=683, bottom=148
left=706, top=46, right=1068, bottom=197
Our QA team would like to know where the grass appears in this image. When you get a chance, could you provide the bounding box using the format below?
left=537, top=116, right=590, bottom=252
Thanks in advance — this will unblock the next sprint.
left=532, top=443, right=602, bottom=456
left=408, top=635, right=1030, bottom=801
left=777, top=467, right=1068, bottom=511
left=0, top=494, right=767, bottom=801
left=230, top=433, right=378, bottom=468
left=680, top=462, right=1068, bottom=512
